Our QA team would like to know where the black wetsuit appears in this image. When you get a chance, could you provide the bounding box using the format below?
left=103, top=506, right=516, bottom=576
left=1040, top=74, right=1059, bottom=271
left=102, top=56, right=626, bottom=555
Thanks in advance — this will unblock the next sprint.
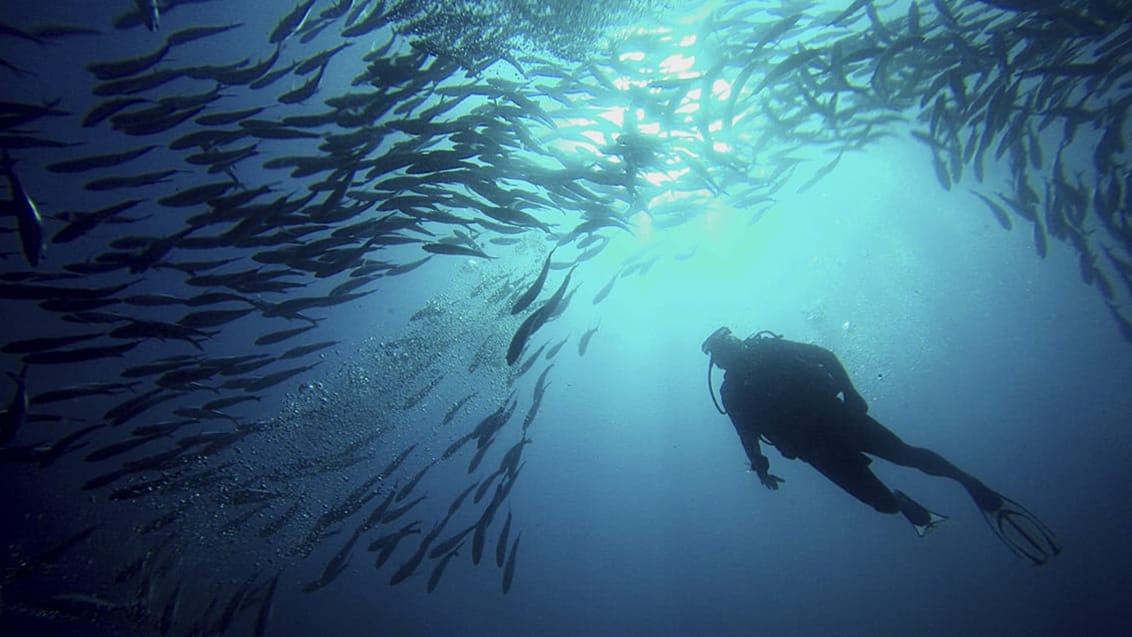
left=719, top=336, right=1001, bottom=514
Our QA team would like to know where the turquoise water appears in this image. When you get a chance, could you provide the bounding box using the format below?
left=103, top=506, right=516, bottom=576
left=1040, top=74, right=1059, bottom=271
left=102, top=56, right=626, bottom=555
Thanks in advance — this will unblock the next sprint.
left=2, top=1, right=1130, bottom=635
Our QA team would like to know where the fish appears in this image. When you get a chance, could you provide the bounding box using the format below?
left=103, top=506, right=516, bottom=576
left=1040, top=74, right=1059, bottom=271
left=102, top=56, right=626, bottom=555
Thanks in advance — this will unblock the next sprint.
left=507, top=266, right=577, bottom=365
left=86, top=45, right=170, bottom=80
left=0, top=280, right=130, bottom=301
left=249, top=61, right=298, bottom=90
left=278, top=65, right=324, bottom=104
left=5, top=524, right=100, bottom=583
left=165, top=23, right=243, bottom=47
left=511, top=247, right=557, bottom=314
left=2, top=332, right=102, bottom=354
left=47, top=146, right=158, bottom=174
left=1106, top=303, right=1132, bottom=345
left=544, top=336, right=568, bottom=359
left=22, top=341, right=140, bottom=365
left=270, top=0, right=316, bottom=44
left=396, top=458, right=438, bottom=502
left=389, top=522, right=444, bottom=586
left=467, top=438, right=495, bottom=474
left=109, top=316, right=212, bottom=348
left=592, top=271, right=618, bottom=304
left=30, top=381, right=138, bottom=406
left=82, top=97, right=149, bottom=127
left=295, top=42, right=352, bottom=75
left=796, top=150, right=844, bottom=194
left=303, top=529, right=362, bottom=593
left=135, top=0, right=160, bottom=32
left=0, top=99, right=69, bottom=130
left=513, top=342, right=547, bottom=378
left=522, top=365, right=554, bottom=431
left=373, top=522, right=422, bottom=569
left=1032, top=220, right=1048, bottom=259
left=0, top=366, right=29, bottom=446
left=177, top=307, right=255, bottom=329
left=198, top=395, right=262, bottom=415
left=427, top=542, right=462, bottom=593
left=502, top=533, right=521, bottom=594
left=231, top=362, right=320, bottom=393
left=380, top=442, right=418, bottom=480
left=0, top=22, right=47, bottom=45
left=1, top=150, right=45, bottom=267
left=578, top=323, right=600, bottom=357
left=495, top=510, right=513, bottom=568
left=255, top=324, right=318, bottom=346
left=84, top=433, right=166, bottom=463
left=828, top=0, right=872, bottom=25
left=421, top=242, right=493, bottom=259
left=84, top=169, right=181, bottom=191
left=102, top=387, right=184, bottom=427
left=970, top=190, right=1013, bottom=231
left=280, top=340, right=337, bottom=360
left=381, top=493, right=427, bottom=525
left=159, top=581, right=181, bottom=636
left=254, top=574, right=279, bottom=637
left=196, top=106, right=267, bottom=127
left=259, top=500, right=303, bottom=539
left=429, top=523, right=475, bottom=561
left=441, top=391, right=477, bottom=427
left=157, top=181, right=234, bottom=207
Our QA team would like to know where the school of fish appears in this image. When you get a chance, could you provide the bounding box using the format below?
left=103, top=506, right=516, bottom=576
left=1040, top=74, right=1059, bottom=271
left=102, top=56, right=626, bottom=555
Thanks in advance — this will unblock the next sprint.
left=2, top=0, right=1131, bottom=633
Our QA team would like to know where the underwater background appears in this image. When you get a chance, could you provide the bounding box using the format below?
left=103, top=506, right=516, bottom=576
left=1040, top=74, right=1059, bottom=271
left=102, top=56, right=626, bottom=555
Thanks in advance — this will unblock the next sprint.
left=2, top=0, right=1131, bottom=635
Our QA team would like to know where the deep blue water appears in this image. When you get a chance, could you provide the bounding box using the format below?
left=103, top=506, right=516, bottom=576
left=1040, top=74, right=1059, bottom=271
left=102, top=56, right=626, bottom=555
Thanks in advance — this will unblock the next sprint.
left=2, top=1, right=1131, bottom=636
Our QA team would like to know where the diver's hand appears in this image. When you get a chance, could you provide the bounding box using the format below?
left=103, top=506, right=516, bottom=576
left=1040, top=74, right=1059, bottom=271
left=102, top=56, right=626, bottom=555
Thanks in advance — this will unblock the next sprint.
left=758, top=471, right=784, bottom=491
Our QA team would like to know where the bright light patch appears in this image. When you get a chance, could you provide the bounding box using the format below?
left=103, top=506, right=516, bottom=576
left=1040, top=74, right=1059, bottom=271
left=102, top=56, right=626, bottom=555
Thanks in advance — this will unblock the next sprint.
left=614, top=76, right=649, bottom=91
left=598, top=107, right=625, bottom=127
left=713, top=140, right=731, bottom=154
left=712, top=79, right=731, bottom=100
left=619, top=51, right=645, bottom=62
left=634, top=211, right=654, bottom=243
left=558, top=116, right=592, bottom=129
left=641, top=163, right=687, bottom=187
left=659, top=53, right=695, bottom=76
left=577, top=132, right=605, bottom=149
left=705, top=209, right=724, bottom=237
left=639, top=121, right=660, bottom=135
left=678, top=34, right=697, bottom=47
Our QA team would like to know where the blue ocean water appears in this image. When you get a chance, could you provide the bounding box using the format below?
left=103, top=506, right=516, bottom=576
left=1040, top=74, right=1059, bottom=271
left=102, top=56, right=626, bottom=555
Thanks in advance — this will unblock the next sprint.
left=2, top=1, right=1131, bottom=635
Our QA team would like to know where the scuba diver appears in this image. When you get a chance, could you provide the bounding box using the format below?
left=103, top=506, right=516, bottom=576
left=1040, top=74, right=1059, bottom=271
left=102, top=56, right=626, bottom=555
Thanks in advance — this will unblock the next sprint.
left=701, top=326, right=1062, bottom=565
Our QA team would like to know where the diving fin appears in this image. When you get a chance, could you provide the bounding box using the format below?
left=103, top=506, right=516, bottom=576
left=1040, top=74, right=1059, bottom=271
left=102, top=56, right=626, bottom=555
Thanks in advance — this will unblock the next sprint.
left=910, top=509, right=948, bottom=538
left=893, top=490, right=948, bottom=537
left=980, top=494, right=1062, bottom=565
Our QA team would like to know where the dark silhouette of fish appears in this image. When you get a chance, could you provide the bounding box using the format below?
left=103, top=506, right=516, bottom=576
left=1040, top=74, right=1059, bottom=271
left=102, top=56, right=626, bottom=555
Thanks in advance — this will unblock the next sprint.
left=511, top=247, right=557, bottom=314
left=507, top=266, right=577, bottom=365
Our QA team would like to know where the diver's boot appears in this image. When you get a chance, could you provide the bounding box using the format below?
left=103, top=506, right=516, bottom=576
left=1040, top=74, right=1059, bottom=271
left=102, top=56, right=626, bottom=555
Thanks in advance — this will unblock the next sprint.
left=893, top=490, right=948, bottom=537
left=964, top=483, right=1004, bottom=512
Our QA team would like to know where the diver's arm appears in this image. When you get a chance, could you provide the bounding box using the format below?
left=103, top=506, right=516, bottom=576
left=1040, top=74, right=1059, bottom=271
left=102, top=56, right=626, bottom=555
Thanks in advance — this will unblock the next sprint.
left=731, top=418, right=784, bottom=490
left=793, top=342, right=868, bottom=415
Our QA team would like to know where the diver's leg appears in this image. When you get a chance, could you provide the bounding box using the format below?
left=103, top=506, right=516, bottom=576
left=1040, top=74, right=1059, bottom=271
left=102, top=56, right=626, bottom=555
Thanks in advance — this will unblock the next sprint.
left=807, top=452, right=902, bottom=516
left=808, top=451, right=946, bottom=534
left=848, top=416, right=1002, bottom=510
left=843, top=418, right=1059, bottom=562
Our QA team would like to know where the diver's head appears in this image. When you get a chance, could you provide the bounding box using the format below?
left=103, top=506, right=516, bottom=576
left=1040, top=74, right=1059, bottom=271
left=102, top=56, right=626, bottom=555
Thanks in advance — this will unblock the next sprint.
left=701, top=326, right=743, bottom=371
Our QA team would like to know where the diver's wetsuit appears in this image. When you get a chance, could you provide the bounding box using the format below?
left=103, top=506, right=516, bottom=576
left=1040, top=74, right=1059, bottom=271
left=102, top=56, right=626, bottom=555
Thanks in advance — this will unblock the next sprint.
left=718, top=335, right=1003, bottom=519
